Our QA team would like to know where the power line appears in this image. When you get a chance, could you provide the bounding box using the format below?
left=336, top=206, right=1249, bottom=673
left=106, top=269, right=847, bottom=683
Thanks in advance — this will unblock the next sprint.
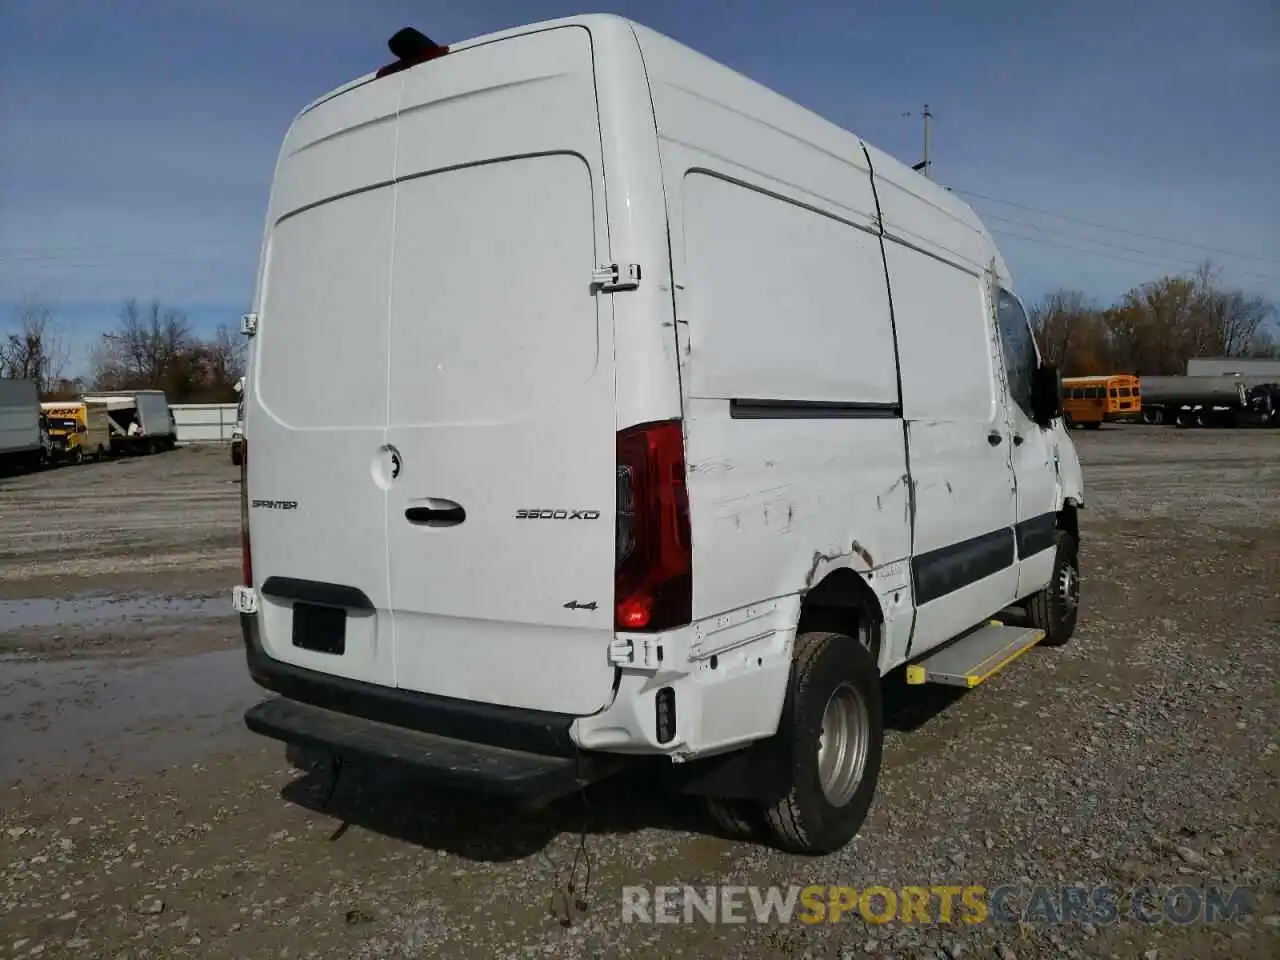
left=951, top=186, right=1279, bottom=266
left=989, top=225, right=1280, bottom=286
left=0, top=239, right=245, bottom=255
left=983, top=213, right=1280, bottom=285
left=0, top=248, right=246, bottom=264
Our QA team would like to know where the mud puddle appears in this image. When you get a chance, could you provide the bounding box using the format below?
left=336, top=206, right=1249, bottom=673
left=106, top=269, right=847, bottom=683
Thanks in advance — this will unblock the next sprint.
left=0, top=592, right=227, bottom=630
left=0, top=648, right=263, bottom=785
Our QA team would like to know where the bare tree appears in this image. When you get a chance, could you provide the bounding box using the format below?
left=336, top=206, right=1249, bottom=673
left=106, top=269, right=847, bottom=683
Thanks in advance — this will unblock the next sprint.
left=0, top=296, right=69, bottom=392
left=1104, top=275, right=1202, bottom=375
left=89, top=299, right=247, bottom=401
left=93, top=298, right=196, bottom=392
left=1095, top=263, right=1278, bottom=375
left=1189, top=263, right=1276, bottom=358
left=200, top=322, right=247, bottom=393
left=1027, top=289, right=1101, bottom=372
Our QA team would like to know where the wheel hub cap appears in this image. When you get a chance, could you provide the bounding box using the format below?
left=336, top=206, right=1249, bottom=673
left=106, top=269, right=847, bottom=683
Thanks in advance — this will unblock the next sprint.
left=1058, top=564, right=1080, bottom=612
left=816, top=682, right=869, bottom=807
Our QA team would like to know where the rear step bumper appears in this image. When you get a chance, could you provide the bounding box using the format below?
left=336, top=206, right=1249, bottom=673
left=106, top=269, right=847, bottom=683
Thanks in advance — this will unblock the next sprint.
left=239, top=612, right=628, bottom=801
left=245, top=696, right=602, bottom=801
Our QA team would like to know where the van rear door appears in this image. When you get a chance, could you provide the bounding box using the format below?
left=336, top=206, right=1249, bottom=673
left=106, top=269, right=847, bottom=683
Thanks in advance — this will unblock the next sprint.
left=384, top=27, right=619, bottom=715
left=248, top=77, right=401, bottom=688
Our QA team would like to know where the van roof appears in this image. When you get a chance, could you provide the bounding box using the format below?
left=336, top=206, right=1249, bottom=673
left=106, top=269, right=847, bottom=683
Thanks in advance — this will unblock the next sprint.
left=293, top=14, right=624, bottom=116
left=291, top=14, right=1005, bottom=282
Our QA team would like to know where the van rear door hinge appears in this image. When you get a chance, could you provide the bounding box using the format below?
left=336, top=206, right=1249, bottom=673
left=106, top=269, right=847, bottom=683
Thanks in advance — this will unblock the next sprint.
left=591, top=263, right=641, bottom=292
left=240, top=312, right=259, bottom=337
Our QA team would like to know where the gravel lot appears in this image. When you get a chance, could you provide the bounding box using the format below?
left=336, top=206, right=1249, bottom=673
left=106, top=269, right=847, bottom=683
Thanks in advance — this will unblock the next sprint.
left=1, top=429, right=1277, bottom=959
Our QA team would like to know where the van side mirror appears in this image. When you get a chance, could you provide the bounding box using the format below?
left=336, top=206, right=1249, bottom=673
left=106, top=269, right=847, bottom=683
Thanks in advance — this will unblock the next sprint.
left=1030, top=363, right=1063, bottom=428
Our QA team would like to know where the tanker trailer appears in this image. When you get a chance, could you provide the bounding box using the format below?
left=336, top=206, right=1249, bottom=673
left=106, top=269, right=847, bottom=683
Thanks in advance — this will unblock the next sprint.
left=1139, top=375, right=1271, bottom=427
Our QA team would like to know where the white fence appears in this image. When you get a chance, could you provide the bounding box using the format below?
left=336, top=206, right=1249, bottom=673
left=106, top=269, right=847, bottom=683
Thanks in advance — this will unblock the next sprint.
left=171, top=403, right=238, bottom=444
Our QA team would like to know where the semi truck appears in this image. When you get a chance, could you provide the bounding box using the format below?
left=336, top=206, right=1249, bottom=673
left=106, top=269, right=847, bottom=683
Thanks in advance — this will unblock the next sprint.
left=1139, top=375, right=1280, bottom=427
left=40, top=400, right=112, bottom=464
left=0, top=378, right=46, bottom=472
left=79, top=389, right=177, bottom=454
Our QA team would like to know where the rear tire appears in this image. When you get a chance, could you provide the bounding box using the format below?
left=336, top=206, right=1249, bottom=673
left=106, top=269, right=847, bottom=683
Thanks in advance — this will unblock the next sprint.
left=1083, top=421, right=1102, bottom=430
left=761, top=630, right=883, bottom=855
left=1026, top=531, right=1080, bottom=648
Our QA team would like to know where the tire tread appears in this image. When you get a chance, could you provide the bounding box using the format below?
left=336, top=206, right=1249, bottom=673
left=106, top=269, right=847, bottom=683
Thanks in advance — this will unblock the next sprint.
left=762, top=631, right=835, bottom=851
left=762, top=630, right=881, bottom=855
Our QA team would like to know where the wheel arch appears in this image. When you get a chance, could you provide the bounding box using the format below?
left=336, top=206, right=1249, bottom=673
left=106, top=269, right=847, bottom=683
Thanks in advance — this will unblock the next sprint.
left=666, top=563, right=887, bottom=805
left=797, top=566, right=886, bottom=669
left=1058, top=499, right=1080, bottom=544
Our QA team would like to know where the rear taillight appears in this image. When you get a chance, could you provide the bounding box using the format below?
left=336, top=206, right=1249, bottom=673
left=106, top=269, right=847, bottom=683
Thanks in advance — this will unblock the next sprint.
left=240, top=440, right=252, bottom=586
left=615, top=420, right=692, bottom=632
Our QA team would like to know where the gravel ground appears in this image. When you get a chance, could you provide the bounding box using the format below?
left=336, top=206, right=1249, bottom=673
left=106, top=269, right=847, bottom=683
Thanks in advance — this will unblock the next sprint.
left=1, top=428, right=1277, bottom=959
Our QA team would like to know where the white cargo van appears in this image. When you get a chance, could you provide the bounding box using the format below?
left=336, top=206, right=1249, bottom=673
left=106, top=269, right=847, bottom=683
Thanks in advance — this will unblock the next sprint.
left=235, top=16, right=1084, bottom=854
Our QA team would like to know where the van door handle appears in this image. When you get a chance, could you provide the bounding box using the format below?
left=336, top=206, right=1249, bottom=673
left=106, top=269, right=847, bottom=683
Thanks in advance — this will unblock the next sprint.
left=987, top=431, right=1003, bottom=446
left=1012, top=434, right=1025, bottom=446
left=405, top=499, right=466, bottom=527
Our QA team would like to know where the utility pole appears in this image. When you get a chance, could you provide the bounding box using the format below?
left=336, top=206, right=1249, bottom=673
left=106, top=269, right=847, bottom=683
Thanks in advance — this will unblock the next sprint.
left=903, top=104, right=932, bottom=179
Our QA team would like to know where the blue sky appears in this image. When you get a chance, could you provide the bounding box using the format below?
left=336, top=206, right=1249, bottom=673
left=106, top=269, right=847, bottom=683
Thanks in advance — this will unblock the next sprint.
left=2, top=0, right=1277, bottom=377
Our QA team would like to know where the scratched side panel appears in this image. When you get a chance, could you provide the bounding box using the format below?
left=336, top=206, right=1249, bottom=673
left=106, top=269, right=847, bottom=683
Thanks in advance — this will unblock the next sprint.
left=633, top=22, right=911, bottom=623
left=684, top=399, right=910, bottom=620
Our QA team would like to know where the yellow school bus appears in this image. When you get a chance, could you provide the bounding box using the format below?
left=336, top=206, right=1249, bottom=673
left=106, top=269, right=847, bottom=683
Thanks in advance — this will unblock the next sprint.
left=1061, top=375, right=1141, bottom=429
left=40, top=401, right=112, bottom=463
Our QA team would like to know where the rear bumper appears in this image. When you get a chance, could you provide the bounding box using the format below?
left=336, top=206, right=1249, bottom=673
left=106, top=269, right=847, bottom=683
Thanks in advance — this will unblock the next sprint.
left=240, top=613, right=624, bottom=800
left=244, top=696, right=593, bottom=801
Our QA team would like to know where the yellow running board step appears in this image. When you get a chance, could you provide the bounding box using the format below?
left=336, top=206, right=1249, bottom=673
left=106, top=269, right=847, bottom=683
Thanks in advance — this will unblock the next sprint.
left=905, top=620, right=1045, bottom=688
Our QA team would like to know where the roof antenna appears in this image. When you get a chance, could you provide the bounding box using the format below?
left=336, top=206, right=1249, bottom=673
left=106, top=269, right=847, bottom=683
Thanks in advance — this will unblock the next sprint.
left=388, top=27, right=440, bottom=61
left=377, top=27, right=450, bottom=78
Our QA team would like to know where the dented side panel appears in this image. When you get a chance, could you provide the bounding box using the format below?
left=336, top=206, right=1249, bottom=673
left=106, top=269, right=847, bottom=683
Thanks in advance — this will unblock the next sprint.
left=683, top=397, right=911, bottom=624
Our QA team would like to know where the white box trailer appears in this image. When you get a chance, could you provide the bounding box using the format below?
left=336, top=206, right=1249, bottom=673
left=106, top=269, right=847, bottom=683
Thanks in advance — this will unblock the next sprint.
left=80, top=389, right=176, bottom=454
left=0, top=378, right=45, bottom=471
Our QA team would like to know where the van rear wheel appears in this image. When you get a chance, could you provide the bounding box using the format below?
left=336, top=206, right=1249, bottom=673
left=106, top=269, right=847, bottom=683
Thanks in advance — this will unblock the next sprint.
left=761, top=630, right=883, bottom=855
